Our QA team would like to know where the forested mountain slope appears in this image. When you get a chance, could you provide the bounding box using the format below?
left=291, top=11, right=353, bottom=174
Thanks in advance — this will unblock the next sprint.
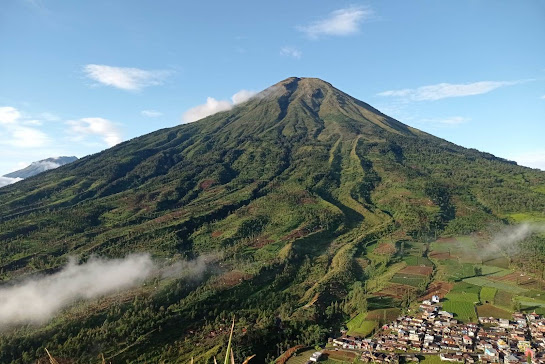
left=1, top=77, right=544, bottom=363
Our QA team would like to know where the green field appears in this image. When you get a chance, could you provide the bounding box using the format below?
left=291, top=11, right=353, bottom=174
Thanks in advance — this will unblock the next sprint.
left=403, top=255, right=434, bottom=267
left=346, top=312, right=377, bottom=337
left=442, top=300, right=477, bottom=322
left=480, top=287, right=497, bottom=303
left=445, top=282, right=480, bottom=303
left=418, top=355, right=448, bottom=364
left=463, top=276, right=529, bottom=294
left=285, top=349, right=315, bottom=364
left=494, top=290, right=514, bottom=309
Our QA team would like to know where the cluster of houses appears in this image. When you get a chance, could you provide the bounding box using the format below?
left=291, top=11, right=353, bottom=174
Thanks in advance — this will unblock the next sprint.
left=330, top=297, right=545, bottom=364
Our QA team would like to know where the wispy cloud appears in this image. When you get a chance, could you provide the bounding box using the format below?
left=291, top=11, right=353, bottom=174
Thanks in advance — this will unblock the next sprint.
left=182, top=89, right=257, bottom=123
left=141, top=110, right=163, bottom=118
left=280, top=46, right=302, bottom=59
left=83, top=64, right=170, bottom=91
left=67, top=117, right=122, bottom=147
left=0, top=106, right=50, bottom=148
left=378, top=80, right=529, bottom=101
left=297, top=6, right=374, bottom=38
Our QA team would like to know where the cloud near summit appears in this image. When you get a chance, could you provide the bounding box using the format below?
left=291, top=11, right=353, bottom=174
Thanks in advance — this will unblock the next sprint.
left=182, top=89, right=257, bottom=123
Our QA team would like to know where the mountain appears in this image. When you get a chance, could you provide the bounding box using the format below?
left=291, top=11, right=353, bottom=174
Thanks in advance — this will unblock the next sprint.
left=1, top=78, right=545, bottom=362
left=3, top=156, right=78, bottom=179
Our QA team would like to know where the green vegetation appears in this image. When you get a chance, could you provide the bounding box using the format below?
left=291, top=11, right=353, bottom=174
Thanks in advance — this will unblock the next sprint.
left=480, top=287, right=497, bottom=304
left=442, top=300, right=477, bottom=322
left=346, top=313, right=377, bottom=337
left=1, top=77, right=545, bottom=362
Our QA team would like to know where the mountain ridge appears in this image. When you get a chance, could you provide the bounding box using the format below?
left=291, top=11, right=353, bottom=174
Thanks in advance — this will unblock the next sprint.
left=3, top=156, right=78, bottom=179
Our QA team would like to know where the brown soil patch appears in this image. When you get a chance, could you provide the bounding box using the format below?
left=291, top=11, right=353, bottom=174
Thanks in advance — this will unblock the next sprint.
left=213, top=270, right=252, bottom=289
left=199, top=179, right=216, bottom=190
left=211, top=230, right=223, bottom=237
left=419, top=281, right=453, bottom=301
left=282, top=228, right=310, bottom=241
left=400, top=265, right=433, bottom=276
left=250, top=235, right=275, bottom=248
left=429, top=251, right=454, bottom=260
left=375, top=283, right=416, bottom=299
left=490, top=271, right=542, bottom=288
left=375, top=242, right=397, bottom=255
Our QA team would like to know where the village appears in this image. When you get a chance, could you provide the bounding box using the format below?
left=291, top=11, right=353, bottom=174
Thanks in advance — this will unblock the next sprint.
left=329, top=296, right=545, bottom=364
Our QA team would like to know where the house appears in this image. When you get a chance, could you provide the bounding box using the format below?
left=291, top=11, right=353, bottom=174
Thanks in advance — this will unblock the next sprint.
left=439, top=311, right=454, bottom=319
left=504, top=354, right=521, bottom=364
left=483, top=347, right=499, bottom=361
left=309, top=352, right=322, bottom=362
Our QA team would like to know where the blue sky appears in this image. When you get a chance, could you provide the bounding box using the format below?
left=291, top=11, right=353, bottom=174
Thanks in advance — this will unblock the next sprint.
left=0, top=0, right=544, bottom=179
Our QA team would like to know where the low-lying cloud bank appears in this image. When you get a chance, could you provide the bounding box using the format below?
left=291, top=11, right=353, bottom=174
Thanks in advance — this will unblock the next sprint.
left=485, top=223, right=545, bottom=256
left=0, top=254, right=213, bottom=328
left=0, top=176, right=22, bottom=188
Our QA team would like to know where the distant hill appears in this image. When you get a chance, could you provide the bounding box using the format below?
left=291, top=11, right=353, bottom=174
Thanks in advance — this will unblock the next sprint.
left=3, top=156, right=78, bottom=179
left=0, top=78, right=544, bottom=362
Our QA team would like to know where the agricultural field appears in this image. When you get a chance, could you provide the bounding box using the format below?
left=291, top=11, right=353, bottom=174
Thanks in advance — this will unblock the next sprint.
left=403, top=255, right=434, bottom=267
left=346, top=312, right=378, bottom=337
left=476, top=304, right=512, bottom=319
left=391, top=273, right=428, bottom=287
left=494, top=290, right=514, bottom=309
left=418, top=355, right=446, bottom=364
left=374, top=283, right=416, bottom=300
left=463, top=276, right=529, bottom=294
left=480, top=287, right=497, bottom=304
left=442, top=300, right=477, bottom=322
left=285, top=349, right=315, bottom=364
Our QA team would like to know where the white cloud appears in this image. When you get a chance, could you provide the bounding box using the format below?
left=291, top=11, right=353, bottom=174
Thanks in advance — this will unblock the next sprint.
left=297, top=6, right=373, bottom=38
left=280, top=46, right=302, bottom=59
left=0, top=106, right=21, bottom=124
left=182, top=89, right=257, bottom=123
left=541, top=95, right=545, bottom=100
left=231, top=89, right=257, bottom=105
left=0, top=106, right=50, bottom=148
left=141, top=110, right=163, bottom=118
left=509, top=150, right=545, bottom=170
left=378, top=80, right=528, bottom=101
left=0, top=176, right=22, bottom=188
left=83, top=64, right=170, bottom=91
left=182, top=98, right=232, bottom=123
left=8, top=126, right=50, bottom=147
left=67, top=117, right=122, bottom=147
left=0, top=254, right=213, bottom=327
